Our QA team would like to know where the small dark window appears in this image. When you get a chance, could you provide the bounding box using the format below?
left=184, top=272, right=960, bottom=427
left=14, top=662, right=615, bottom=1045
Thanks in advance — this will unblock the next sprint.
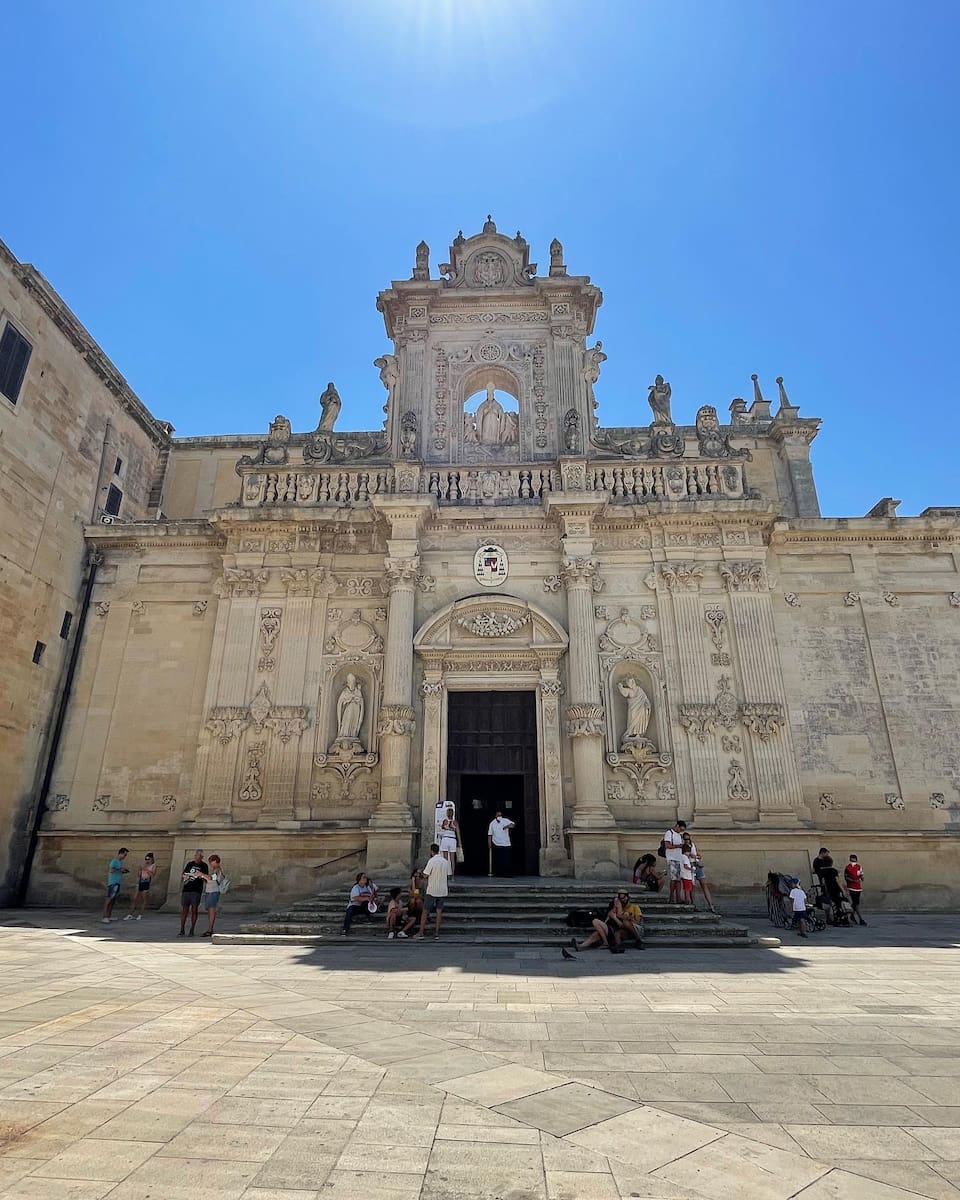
left=104, top=484, right=123, bottom=516
left=114, top=456, right=123, bottom=476
left=60, top=612, right=73, bottom=639
left=32, top=641, right=46, bottom=664
left=0, top=322, right=31, bottom=404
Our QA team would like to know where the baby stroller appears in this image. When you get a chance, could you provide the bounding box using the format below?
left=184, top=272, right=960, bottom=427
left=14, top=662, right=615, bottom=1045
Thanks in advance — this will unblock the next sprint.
left=811, top=879, right=853, bottom=927
left=765, top=871, right=825, bottom=932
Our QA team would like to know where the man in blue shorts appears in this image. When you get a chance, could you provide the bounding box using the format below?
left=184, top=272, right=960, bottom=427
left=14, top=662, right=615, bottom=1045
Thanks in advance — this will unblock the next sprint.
left=101, top=848, right=129, bottom=924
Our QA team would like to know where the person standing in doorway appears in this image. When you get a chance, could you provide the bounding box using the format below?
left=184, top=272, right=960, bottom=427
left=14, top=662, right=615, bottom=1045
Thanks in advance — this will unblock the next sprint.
left=101, top=848, right=129, bottom=923
left=487, top=810, right=515, bottom=876
left=844, top=854, right=867, bottom=925
left=124, top=852, right=157, bottom=921
left=417, top=843, right=451, bottom=940
left=662, top=819, right=686, bottom=904
left=439, top=813, right=460, bottom=877
left=179, top=850, right=207, bottom=937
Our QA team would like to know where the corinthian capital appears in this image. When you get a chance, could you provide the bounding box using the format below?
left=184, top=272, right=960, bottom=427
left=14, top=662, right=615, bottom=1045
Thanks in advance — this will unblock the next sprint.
left=564, top=703, right=605, bottom=738
left=659, top=562, right=704, bottom=592
left=384, top=556, right=420, bottom=590
left=561, top=556, right=600, bottom=589
left=377, top=704, right=416, bottom=737
left=719, top=560, right=768, bottom=592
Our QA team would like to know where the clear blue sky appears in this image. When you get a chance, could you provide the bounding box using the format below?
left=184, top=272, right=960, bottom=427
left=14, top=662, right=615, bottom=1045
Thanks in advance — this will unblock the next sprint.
left=4, top=1, right=957, bottom=516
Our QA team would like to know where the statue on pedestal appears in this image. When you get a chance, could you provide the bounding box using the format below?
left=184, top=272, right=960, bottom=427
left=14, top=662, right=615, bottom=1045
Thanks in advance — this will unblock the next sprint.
left=648, top=375, right=673, bottom=426
left=331, top=673, right=365, bottom=753
left=318, top=382, right=341, bottom=432
left=618, top=677, right=652, bottom=749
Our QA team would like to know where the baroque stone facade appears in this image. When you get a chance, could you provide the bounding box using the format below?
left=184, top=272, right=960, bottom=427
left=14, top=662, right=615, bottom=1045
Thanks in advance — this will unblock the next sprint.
left=13, top=220, right=960, bottom=906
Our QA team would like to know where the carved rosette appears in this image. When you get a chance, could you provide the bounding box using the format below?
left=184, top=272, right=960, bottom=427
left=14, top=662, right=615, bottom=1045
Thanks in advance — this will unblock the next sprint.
left=377, top=704, right=416, bottom=737
left=740, top=702, right=786, bottom=740
left=564, top=703, right=605, bottom=738
left=719, top=561, right=768, bottom=592
left=660, top=563, right=704, bottom=592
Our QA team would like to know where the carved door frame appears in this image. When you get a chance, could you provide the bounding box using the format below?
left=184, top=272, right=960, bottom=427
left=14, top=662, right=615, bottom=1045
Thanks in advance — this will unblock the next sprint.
left=413, top=595, right=569, bottom=874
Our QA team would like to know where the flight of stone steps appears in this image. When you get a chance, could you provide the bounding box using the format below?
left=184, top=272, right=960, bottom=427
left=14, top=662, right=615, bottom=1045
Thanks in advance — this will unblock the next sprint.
left=216, top=879, right=775, bottom=948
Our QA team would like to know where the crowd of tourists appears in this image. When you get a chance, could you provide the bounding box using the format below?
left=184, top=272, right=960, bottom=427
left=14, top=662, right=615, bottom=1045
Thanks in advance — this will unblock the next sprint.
left=100, top=847, right=229, bottom=937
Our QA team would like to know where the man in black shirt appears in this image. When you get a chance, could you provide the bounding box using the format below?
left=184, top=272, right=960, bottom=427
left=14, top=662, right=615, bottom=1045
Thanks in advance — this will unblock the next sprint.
left=818, top=855, right=846, bottom=924
left=179, top=849, right=208, bottom=937
left=812, top=847, right=830, bottom=885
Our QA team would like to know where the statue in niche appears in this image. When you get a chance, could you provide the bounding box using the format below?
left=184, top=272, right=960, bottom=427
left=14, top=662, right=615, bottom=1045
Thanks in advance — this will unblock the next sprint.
left=332, top=673, right=365, bottom=752
left=500, top=409, right=519, bottom=445
left=399, top=410, right=418, bottom=457
left=582, top=341, right=606, bottom=417
left=648, top=375, right=673, bottom=426
left=318, top=382, right=342, bottom=433
left=618, top=677, right=652, bottom=749
left=463, top=412, right=479, bottom=445
left=563, top=408, right=582, bottom=454
left=374, top=354, right=400, bottom=409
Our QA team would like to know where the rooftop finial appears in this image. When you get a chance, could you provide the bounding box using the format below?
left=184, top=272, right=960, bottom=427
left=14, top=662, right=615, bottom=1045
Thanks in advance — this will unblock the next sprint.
left=751, top=374, right=764, bottom=405
left=412, top=240, right=430, bottom=281
left=549, top=238, right=566, bottom=277
left=776, top=376, right=790, bottom=407
left=482, top=214, right=497, bottom=234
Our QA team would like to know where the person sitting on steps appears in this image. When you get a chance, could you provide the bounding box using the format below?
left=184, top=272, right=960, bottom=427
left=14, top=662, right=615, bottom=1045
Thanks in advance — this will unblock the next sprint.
left=386, top=887, right=416, bottom=939
left=632, top=853, right=663, bottom=892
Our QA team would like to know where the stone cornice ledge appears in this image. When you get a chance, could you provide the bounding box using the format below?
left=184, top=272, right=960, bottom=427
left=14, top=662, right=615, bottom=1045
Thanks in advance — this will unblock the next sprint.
left=771, top=515, right=960, bottom=545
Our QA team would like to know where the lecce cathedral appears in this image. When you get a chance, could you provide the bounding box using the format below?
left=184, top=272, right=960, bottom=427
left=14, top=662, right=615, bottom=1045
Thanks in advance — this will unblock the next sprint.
left=1, top=218, right=958, bottom=908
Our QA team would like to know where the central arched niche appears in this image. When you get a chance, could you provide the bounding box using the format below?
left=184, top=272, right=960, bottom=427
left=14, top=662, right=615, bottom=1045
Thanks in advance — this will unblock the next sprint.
left=461, top=365, right=520, bottom=463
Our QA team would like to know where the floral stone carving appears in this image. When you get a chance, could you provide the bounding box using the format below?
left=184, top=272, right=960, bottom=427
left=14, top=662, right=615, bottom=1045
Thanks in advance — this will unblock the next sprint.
left=377, top=705, right=416, bottom=737
left=457, top=611, right=531, bottom=638
left=564, top=704, right=605, bottom=737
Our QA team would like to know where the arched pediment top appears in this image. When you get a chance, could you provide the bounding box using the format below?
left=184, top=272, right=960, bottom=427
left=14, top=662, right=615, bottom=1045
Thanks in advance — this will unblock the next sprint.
left=438, top=218, right=537, bottom=290
left=414, top=593, right=568, bottom=651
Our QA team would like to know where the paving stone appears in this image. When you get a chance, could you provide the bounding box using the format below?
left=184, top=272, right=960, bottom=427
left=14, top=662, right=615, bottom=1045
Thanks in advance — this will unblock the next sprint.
left=567, top=1106, right=723, bottom=1174
left=494, top=1081, right=637, bottom=1136
left=437, top=1064, right=564, bottom=1106
left=652, top=1133, right=829, bottom=1199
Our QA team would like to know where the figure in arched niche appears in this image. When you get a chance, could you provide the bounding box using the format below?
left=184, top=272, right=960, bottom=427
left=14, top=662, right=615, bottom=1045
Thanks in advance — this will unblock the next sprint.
left=464, top=384, right=519, bottom=451
left=618, top=676, right=652, bottom=749
left=331, top=673, right=365, bottom=753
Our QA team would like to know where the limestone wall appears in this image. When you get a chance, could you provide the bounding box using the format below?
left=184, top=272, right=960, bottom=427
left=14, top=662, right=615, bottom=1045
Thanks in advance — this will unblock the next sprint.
left=0, top=243, right=170, bottom=901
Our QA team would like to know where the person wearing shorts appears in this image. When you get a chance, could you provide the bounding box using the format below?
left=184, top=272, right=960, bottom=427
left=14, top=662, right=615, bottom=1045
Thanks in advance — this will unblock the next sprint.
left=101, top=848, right=129, bottom=923
left=788, top=877, right=810, bottom=938
left=124, top=852, right=157, bottom=921
left=417, top=843, right=451, bottom=940
left=679, top=851, right=695, bottom=904
left=662, top=820, right=686, bottom=904
left=179, top=850, right=208, bottom=937
left=199, top=854, right=224, bottom=937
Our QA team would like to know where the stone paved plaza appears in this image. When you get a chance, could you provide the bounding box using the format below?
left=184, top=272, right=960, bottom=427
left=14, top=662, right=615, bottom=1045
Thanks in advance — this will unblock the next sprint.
left=0, top=911, right=958, bottom=1200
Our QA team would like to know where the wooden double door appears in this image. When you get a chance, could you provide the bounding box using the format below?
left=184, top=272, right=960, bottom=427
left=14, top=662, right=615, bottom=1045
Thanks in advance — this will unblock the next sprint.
left=446, top=689, right=540, bottom=876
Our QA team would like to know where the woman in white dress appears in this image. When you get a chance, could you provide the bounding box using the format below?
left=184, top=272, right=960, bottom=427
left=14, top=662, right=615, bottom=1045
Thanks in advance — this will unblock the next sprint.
left=438, top=817, right=460, bottom=876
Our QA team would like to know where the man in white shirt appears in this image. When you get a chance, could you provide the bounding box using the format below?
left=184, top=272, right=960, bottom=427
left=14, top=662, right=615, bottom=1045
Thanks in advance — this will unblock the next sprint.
left=417, top=843, right=452, bottom=940
left=788, top=877, right=809, bottom=938
left=487, top=811, right=516, bottom=877
left=662, top=819, right=687, bottom=904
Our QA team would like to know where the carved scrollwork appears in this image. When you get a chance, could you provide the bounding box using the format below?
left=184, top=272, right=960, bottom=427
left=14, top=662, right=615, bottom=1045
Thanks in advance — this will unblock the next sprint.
left=421, top=679, right=444, bottom=697
left=205, top=709, right=250, bottom=745
left=719, top=561, right=768, bottom=592
left=538, top=678, right=564, bottom=697
left=740, top=701, right=786, bottom=740
left=281, top=567, right=326, bottom=598
left=679, top=704, right=717, bottom=742
left=885, top=792, right=905, bottom=811
left=727, top=759, right=751, bottom=803
left=95, top=602, right=111, bottom=617
left=542, top=574, right=563, bottom=593
left=377, top=704, right=416, bottom=737
left=258, top=607, right=282, bottom=672
left=193, top=600, right=208, bottom=616
left=606, top=743, right=673, bottom=792
left=561, top=556, right=600, bottom=589
left=238, top=744, right=264, bottom=803
left=384, top=557, right=420, bottom=588
left=843, top=591, right=861, bottom=607
left=660, top=562, right=704, bottom=592
left=457, top=611, right=531, bottom=638
left=564, top=703, right=605, bottom=738
left=220, top=567, right=270, bottom=598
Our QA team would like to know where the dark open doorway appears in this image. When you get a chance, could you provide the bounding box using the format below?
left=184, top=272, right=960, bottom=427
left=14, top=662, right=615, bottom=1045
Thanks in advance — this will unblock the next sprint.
left=446, top=690, right=540, bottom=876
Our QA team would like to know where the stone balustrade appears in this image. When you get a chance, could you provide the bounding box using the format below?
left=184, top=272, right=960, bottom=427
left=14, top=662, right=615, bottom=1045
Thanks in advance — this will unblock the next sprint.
left=238, top=457, right=749, bottom=509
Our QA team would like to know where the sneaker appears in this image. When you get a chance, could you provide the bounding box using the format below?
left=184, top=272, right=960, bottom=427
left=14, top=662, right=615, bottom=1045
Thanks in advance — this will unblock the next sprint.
left=202, top=930, right=212, bottom=937
left=101, top=918, right=112, bottom=924
left=123, top=914, right=134, bottom=921
left=433, top=935, right=440, bottom=941
left=135, top=915, right=142, bottom=921
left=397, top=931, right=409, bottom=939
left=413, top=933, right=424, bottom=940
left=387, top=932, right=396, bottom=939
left=339, top=930, right=347, bottom=936
left=178, top=930, right=185, bottom=936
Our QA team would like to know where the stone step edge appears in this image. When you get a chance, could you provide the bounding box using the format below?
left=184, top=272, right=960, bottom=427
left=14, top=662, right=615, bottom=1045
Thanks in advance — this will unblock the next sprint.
left=214, top=932, right=779, bottom=948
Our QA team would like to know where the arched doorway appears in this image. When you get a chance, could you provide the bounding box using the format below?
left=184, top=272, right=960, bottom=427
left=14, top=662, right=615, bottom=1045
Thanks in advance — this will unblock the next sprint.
left=414, top=594, right=569, bottom=876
